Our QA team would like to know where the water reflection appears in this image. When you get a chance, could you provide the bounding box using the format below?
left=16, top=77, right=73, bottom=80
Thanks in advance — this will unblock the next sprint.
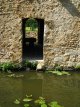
left=0, top=72, right=80, bottom=107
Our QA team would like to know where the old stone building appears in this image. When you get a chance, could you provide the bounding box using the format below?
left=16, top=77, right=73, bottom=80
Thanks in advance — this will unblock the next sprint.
left=0, top=0, right=80, bottom=67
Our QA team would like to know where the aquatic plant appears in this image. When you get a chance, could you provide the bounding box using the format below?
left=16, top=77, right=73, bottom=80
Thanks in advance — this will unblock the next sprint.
left=14, top=95, right=63, bottom=107
left=14, top=99, right=20, bottom=104
left=7, top=73, right=24, bottom=78
left=24, top=103, right=30, bottom=107
left=14, top=95, right=32, bottom=107
left=23, top=95, right=33, bottom=102
left=46, top=70, right=70, bottom=76
left=49, top=101, right=63, bottom=107
left=35, top=97, right=47, bottom=107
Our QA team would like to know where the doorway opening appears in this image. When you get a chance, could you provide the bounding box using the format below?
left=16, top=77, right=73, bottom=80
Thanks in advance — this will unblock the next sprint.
left=22, top=18, right=44, bottom=61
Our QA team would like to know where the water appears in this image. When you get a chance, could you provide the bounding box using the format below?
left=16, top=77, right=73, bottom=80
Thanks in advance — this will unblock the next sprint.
left=0, top=71, right=80, bottom=107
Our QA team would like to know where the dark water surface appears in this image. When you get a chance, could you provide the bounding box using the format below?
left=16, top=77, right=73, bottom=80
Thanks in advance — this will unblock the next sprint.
left=0, top=71, right=80, bottom=107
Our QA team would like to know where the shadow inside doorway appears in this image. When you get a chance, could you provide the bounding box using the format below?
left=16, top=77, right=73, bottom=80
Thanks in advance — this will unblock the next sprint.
left=23, top=44, right=43, bottom=60
left=22, top=18, right=44, bottom=61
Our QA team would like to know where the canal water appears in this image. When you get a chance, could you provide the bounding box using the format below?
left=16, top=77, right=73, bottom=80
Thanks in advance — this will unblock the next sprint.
left=0, top=71, right=80, bottom=107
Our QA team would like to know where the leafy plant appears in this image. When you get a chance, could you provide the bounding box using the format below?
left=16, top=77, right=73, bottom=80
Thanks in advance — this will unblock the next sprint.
left=23, top=95, right=32, bottom=107
left=47, top=70, right=70, bottom=76
left=34, top=97, right=46, bottom=105
left=14, top=95, right=32, bottom=107
left=25, top=18, right=38, bottom=31
left=1, top=62, right=14, bottom=71
left=23, top=95, right=33, bottom=102
left=24, top=60, right=37, bottom=70
left=14, top=95, right=63, bottom=107
left=54, top=64, right=63, bottom=71
left=0, top=61, right=38, bottom=72
left=14, top=99, right=20, bottom=104
left=24, top=60, right=31, bottom=68
left=0, top=62, right=23, bottom=72
left=0, top=63, right=2, bottom=70
left=48, top=101, right=63, bottom=107
left=41, top=103, right=47, bottom=107
left=31, top=61, right=37, bottom=70
left=24, top=103, right=30, bottom=107
left=74, top=64, right=80, bottom=69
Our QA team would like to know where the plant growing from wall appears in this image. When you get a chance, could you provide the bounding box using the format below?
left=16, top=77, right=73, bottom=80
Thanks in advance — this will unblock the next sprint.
left=0, top=62, right=23, bottom=72
left=0, top=60, right=38, bottom=72
left=24, top=60, right=38, bottom=70
left=0, top=63, right=2, bottom=70
left=74, top=64, right=80, bottom=70
left=0, top=62, right=14, bottom=71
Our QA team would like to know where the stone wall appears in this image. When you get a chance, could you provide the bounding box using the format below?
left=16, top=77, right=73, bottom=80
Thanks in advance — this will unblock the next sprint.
left=0, top=0, right=80, bottom=67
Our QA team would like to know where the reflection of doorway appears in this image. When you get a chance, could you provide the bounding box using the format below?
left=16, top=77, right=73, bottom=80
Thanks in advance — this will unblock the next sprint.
left=22, top=18, right=44, bottom=61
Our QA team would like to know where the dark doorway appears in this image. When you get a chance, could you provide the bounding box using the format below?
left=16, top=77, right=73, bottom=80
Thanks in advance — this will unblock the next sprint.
left=22, top=18, right=44, bottom=61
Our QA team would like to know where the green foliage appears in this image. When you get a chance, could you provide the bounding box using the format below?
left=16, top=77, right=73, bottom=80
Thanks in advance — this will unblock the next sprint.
left=23, top=95, right=32, bottom=102
left=0, top=62, right=22, bottom=72
left=24, top=104, right=30, bottom=107
left=31, top=61, right=37, bottom=70
left=35, top=98, right=47, bottom=107
left=14, top=99, right=20, bottom=104
left=41, top=103, right=47, bottom=107
left=25, top=27, right=38, bottom=32
left=0, top=62, right=14, bottom=72
left=47, top=70, right=70, bottom=76
left=24, top=60, right=37, bottom=70
left=34, top=97, right=46, bottom=105
left=0, top=61, right=37, bottom=71
left=74, top=64, right=80, bottom=69
left=14, top=95, right=63, bottom=107
left=49, top=101, right=63, bottom=107
left=14, top=95, right=32, bottom=107
left=24, top=60, right=32, bottom=68
left=53, top=64, right=63, bottom=71
left=0, top=63, right=2, bottom=70
left=25, top=18, right=38, bottom=31
left=55, top=66, right=63, bottom=71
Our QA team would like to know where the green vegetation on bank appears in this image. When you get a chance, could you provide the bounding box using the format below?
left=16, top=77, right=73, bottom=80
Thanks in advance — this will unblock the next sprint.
left=46, top=64, right=71, bottom=75
left=0, top=62, right=16, bottom=71
left=0, top=61, right=80, bottom=74
left=74, top=64, right=80, bottom=70
left=0, top=61, right=38, bottom=72
left=14, top=95, right=63, bottom=107
left=46, top=70, right=70, bottom=76
left=23, top=60, right=37, bottom=70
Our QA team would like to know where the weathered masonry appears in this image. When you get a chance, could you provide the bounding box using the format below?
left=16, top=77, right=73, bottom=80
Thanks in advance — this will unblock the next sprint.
left=0, top=0, right=80, bottom=67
